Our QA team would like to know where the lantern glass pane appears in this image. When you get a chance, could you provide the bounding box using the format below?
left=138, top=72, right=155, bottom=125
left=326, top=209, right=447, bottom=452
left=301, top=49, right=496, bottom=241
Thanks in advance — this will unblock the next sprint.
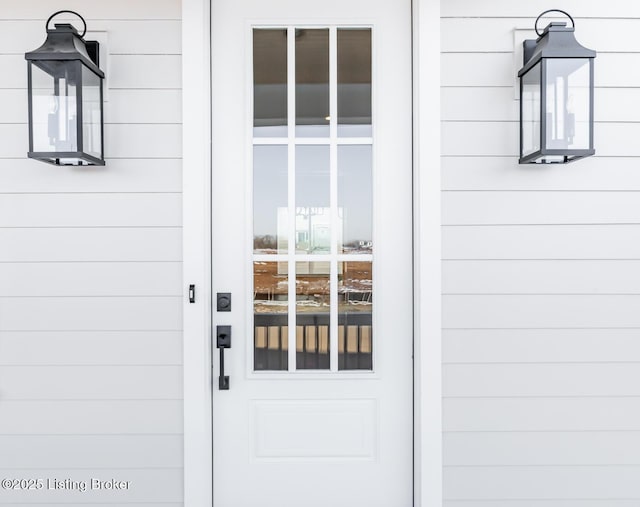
left=31, top=62, right=78, bottom=154
left=521, top=62, right=541, bottom=157
left=545, top=58, right=590, bottom=151
left=81, top=66, right=102, bottom=159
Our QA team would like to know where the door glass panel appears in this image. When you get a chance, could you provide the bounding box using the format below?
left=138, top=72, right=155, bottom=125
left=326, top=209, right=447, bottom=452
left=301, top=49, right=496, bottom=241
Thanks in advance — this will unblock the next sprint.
left=295, top=145, right=330, bottom=254
left=253, top=29, right=288, bottom=137
left=338, top=261, right=372, bottom=370
left=254, top=261, right=288, bottom=371
left=296, top=261, right=330, bottom=370
left=338, top=29, right=372, bottom=137
left=295, top=29, right=330, bottom=137
left=254, top=145, right=288, bottom=254
left=252, top=26, right=373, bottom=372
left=338, top=145, right=372, bottom=253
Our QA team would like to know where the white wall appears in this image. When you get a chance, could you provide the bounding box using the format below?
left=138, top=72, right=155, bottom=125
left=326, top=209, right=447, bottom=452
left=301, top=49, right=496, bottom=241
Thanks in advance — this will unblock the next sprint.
left=442, top=1, right=640, bottom=505
left=0, top=1, right=183, bottom=505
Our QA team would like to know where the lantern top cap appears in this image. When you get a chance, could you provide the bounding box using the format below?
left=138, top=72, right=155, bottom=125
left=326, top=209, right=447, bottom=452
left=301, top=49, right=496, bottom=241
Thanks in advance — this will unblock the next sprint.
left=540, top=21, right=569, bottom=33
left=518, top=18, right=596, bottom=77
left=49, top=23, right=80, bottom=35
left=24, top=12, right=104, bottom=78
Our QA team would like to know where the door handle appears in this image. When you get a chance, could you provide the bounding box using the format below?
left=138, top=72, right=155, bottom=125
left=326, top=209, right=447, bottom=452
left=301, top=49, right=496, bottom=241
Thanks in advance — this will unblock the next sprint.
left=216, top=325, right=231, bottom=390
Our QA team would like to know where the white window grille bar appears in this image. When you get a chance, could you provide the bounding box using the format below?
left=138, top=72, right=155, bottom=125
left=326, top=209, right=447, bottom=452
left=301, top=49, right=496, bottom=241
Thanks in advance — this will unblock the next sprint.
left=329, top=26, right=339, bottom=372
left=287, top=26, right=297, bottom=372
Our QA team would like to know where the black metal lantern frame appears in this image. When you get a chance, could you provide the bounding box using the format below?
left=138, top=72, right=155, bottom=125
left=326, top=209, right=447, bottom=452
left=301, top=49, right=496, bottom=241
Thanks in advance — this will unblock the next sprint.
left=518, top=10, right=596, bottom=164
left=25, top=11, right=105, bottom=166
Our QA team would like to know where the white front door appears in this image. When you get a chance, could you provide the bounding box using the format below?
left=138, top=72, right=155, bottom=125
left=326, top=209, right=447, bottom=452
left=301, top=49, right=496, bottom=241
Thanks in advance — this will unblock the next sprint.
left=211, top=1, right=413, bottom=505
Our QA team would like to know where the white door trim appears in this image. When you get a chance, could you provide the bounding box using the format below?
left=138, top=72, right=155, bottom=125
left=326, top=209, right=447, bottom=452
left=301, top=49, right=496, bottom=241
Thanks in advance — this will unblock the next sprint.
left=182, top=0, right=213, bottom=505
left=412, top=0, right=443, bottom=505
left=182, top=0, right=442, bottom=504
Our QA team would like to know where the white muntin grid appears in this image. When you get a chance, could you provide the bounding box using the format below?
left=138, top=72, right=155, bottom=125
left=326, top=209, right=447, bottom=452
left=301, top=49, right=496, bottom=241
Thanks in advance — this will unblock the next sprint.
left=252, top=25, right=373, bottom=373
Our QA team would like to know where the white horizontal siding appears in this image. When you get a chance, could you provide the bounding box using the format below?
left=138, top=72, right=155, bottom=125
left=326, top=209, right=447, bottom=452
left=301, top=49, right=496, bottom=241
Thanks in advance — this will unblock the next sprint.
left=0, top=228, right=181, bottom=262
left=443, top=295, right=640, bottom=329
left=0, top=366, right=182, bottom=400
left=443, top=260, right=640, bottom=294
left=0, top=400, right=183, bottom=434
left=104, top=124, right=182, bottom=158
left=0, top=434, right=182, bottom=468
left=445, top=397, right=640, bottom=432
left=444, top=363, right=640, bottom=397
left=0, top=331, right=182, bottom=365
left=109, top=55, right=182, bottom=89
left=443, top=225, right=640, bottom=260
left=442, top=156, right=640, bottom=191
left=444, top=329, right=640, bottom=364
left=445, top=466, right=640, bottom=501
left=0, top=193, right=181, bottom=227
left=445, top=431, right=640, bottom=466
left=443, top=192, right=640, bottom=225
left=105, top=90, right=182, bottom=123
left=0, top=20, right=181, bottom=55
left=0, top=3, right=184, bottom=504
left=442, top=6, right=640, bottom=504
left=0, top=297, right=182, bottom=331
left=0, top=159, right=181, bottom=193
left=0, top=262, right=181, bottom=296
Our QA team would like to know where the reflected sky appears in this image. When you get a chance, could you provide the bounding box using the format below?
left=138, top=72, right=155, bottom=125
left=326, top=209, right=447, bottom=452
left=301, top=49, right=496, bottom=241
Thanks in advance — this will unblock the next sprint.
left=254, top=145, right=372, bottom=251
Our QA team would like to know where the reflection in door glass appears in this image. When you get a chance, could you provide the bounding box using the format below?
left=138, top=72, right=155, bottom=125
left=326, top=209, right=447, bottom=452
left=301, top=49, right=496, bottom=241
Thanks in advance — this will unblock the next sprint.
left=296, top=29, right=330, bottom=137
left=254, top=145, right=288, bottom=254
left=253, top=29, right=288, bottom=137
left=338, top=261, right=372, bottom=370
left=252, top=25, right=374, bottom=372
left=254, top=262, right=288, bottom=371
left=338, top=145, right=372, bottom=253
left=338, top=29, right=372, bottom=137
left=296, top=262, right=330, bottom=370
left=295, top=145, right=330, bottom=254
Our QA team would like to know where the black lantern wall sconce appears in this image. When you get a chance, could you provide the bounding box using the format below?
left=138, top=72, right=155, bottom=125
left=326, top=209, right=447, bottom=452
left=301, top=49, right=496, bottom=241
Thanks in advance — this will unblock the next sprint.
left=25, top=11, right=105, bottom=166
left=518, top=10, right=596, bottom=164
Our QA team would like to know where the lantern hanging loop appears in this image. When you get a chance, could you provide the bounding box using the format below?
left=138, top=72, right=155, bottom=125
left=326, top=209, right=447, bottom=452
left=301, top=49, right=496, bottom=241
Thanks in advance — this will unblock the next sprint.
left=534, top=9, right=574, bottom=36
left=45, top=10, right=87, bottom=37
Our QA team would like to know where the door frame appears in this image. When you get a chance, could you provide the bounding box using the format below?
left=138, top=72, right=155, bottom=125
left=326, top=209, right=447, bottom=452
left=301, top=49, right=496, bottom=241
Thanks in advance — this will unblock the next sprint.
left=181, top=0, right=442, bottom=505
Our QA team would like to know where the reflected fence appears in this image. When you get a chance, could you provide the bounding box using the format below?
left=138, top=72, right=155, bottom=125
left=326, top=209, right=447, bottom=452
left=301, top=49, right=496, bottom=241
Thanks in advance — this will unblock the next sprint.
left=254, top=313, right=372, bottom=371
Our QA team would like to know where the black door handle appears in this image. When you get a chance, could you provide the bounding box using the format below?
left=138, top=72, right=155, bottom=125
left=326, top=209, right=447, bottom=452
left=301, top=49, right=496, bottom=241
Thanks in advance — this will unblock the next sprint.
left=216, top=325, right=231, bottom=390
